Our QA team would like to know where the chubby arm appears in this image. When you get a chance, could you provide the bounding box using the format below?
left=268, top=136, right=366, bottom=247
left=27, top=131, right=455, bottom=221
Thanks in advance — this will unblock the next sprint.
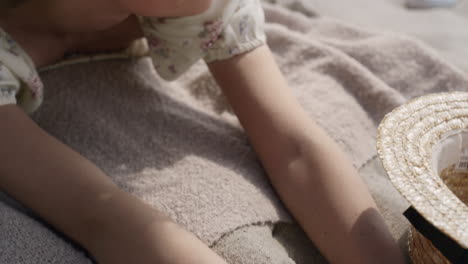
left=0, top=105, right=227, bottom=264
left=208, top=45, right=405, bottom=264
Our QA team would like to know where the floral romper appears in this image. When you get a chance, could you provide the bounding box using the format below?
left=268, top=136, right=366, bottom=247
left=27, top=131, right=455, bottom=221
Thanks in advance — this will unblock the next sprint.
left=0, top=0, right=266, bottom=114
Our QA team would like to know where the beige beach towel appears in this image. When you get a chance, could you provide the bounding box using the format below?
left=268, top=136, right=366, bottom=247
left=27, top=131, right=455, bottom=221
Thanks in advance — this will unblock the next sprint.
left=1, top=1, right=468, bottom=263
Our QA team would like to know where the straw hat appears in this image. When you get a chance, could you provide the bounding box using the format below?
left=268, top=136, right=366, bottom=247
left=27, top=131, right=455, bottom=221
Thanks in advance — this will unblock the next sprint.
left=376, top=92, right=468, bottom=263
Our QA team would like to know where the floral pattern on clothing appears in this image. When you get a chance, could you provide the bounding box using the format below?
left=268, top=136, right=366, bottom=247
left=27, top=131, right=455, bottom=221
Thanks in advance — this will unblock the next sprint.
left=139, top=0, right=266, bottom=81
left=199, top=19, right=224, bottom=50
left=0, top=28, right=43, bottom=113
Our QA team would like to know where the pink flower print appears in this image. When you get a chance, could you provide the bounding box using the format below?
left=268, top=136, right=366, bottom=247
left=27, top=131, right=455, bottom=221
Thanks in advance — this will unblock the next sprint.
left=204, top=20, right=223, bottom=32
left=29, top=75, right=41, bottom=90
left=168, top=65, right=177, bottom=74
left=199, top=20, right=224, bottom=50
left=27, top=75, right=42, bottom=98
left=147, top=36, right=161, bottom=48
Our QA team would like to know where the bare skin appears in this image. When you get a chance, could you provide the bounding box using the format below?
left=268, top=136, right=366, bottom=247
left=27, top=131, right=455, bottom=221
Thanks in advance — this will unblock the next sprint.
left=0, top=2, right=228, bottom=264
left=0, top=1, right=406, bottom=263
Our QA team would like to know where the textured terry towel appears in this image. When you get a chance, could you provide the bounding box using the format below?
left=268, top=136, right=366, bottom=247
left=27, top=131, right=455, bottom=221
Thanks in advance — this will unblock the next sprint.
left=268, top=0, right=468, bottom=73
left=211, top=157, right=412, bottom=264
left=2, top=1, right=468, bottom=263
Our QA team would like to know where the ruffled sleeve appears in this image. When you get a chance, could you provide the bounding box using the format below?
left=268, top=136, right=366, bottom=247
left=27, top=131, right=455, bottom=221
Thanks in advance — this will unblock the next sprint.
left=138, top=0, right=266, bottom=81
left=0, top=28, right=44, bottom=114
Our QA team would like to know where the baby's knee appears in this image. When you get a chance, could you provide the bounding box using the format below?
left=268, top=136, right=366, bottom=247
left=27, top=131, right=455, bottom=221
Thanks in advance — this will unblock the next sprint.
left=114, top=0, right=212, bottom=17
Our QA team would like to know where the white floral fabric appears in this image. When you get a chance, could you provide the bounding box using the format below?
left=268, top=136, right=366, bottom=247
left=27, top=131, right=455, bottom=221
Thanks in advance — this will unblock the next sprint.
left=0, top=0, right=266, bottom=113
left=139, top=0, right=266, bottom=81
left=0, top=28, right=43, bottom=114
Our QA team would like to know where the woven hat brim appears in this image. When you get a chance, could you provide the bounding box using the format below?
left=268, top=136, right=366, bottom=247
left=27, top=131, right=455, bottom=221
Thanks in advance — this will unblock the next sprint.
left=377, top=92, right=468, bottom=249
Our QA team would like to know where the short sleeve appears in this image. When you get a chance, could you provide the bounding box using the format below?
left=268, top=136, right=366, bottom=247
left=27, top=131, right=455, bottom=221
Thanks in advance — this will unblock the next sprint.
left=0, top=28, right=44, bottom=114
left=203, top=0, right=266, bottom=63
left=138, top=0, right=266, bottom=81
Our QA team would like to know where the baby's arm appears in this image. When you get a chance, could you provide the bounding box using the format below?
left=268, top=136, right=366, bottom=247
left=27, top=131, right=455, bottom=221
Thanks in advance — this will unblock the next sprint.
left=0, top=2, right=228, bottom=263
left=0, top=105, right=227, bottom=264
left=208, top=45, right=406, bottom=264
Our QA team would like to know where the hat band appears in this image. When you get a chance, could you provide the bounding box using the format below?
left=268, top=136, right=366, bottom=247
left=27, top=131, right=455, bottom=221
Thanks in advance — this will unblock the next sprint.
left=404, top=206, right=468, bottom=263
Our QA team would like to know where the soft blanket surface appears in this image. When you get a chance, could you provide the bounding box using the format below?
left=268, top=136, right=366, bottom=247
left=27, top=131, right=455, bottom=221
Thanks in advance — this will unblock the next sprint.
left=1, top=1, right=468, bottom=263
